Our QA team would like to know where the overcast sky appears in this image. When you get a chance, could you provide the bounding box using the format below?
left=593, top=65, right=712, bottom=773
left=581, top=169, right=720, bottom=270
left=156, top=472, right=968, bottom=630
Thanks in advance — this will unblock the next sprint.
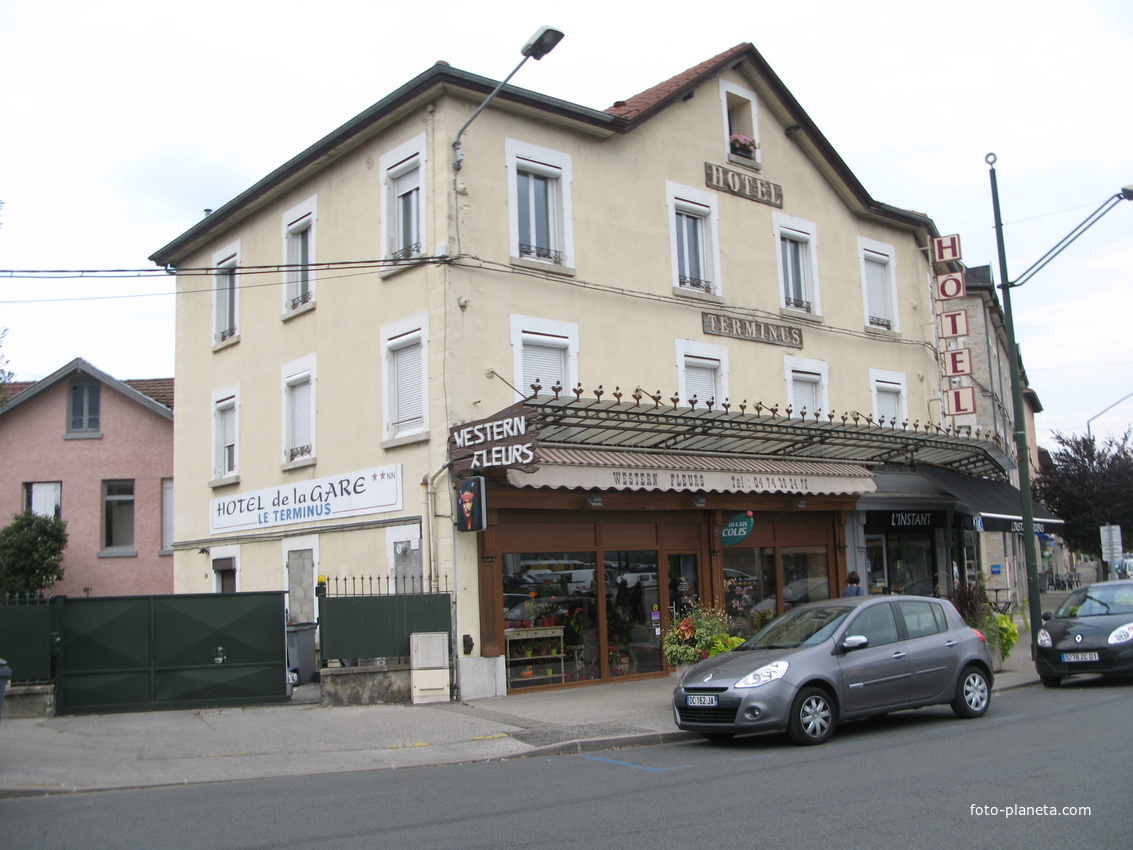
left=1, top=0, right=1130, bottom=448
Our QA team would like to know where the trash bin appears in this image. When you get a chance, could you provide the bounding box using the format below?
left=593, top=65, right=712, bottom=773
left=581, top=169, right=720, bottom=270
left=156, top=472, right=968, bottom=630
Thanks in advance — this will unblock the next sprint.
left=1038, top=572, right=1049, bottom=592
left=286, top=624, right=318, bottom=685
left=0, top=657, right=11, bottom=727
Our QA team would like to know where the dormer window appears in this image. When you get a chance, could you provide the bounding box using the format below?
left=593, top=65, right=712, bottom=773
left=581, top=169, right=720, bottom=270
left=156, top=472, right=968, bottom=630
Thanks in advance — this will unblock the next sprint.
left=721, top=80, right=761, bottom=170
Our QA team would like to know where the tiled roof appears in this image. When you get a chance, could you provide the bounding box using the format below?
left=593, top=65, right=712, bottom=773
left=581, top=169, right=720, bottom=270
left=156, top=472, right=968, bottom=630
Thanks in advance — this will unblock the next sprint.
left=123, top=378, right=175, bottom=410
left=605, top=43, right=751, bottom=121
left=1, top=381, right=35, bottom=401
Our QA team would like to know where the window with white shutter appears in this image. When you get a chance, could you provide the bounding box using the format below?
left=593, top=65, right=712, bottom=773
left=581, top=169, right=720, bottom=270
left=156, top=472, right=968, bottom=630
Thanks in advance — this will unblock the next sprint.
left=381, top=135, right=426, bottom=267
left=287, top=373, right=312, bottom=461
left=391, top=332, right=424, bottom=435
left=684, top=356, right=719, bottom=406
left=521, top=333, right=568, bottom=396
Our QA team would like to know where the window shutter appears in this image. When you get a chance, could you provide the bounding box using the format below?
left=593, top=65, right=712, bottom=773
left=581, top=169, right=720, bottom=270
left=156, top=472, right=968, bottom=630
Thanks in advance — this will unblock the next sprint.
left=684, top=357, right=718, bottom=405
left=865, top=254, right=889, bottom=322
left=791, top=372, right=820, bottom=415
left=877, top=384, right=901, bottom=424
left=522, top=340, right=566, bottom=395
left=289, top=377, right=312, bottom=450
left=392, top=341, right=423, bottom=434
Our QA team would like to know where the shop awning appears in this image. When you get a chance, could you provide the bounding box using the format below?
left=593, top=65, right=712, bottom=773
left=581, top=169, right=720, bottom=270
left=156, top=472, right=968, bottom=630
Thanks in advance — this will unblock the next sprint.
left=918, top=465, right=1063, bottom=534
left=507, top=447, right=877, bottom=495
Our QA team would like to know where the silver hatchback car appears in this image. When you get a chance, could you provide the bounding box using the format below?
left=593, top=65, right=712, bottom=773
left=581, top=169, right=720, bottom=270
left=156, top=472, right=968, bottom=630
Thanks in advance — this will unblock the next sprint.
left=672, top=595, right=993, bottom=745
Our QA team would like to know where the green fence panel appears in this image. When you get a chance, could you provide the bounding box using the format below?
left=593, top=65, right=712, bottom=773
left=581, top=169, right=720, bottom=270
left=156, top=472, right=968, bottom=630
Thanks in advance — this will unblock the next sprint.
left=320, top=594, right=451, bottom=660
left=55, top=592, right=288, bottom=715
left=0, top=600, right=57, bottom=681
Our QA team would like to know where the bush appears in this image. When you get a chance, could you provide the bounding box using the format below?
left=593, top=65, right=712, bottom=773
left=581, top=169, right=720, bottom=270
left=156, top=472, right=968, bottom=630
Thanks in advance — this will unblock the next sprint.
left=0, top=512, right=68, bottom=594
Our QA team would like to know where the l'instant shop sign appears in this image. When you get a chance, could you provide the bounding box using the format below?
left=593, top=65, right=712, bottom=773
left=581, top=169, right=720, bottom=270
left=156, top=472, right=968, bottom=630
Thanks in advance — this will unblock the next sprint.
left=210, top=465, right=402, bottom=534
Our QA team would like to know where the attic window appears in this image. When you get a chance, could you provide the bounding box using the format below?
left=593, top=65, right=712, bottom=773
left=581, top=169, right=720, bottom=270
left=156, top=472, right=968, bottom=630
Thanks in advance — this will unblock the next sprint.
left=720, top=80, right=760, bottom=170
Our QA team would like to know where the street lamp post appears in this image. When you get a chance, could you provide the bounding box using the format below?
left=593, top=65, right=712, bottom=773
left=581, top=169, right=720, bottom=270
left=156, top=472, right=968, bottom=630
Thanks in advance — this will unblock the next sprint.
left=986, top=153, right=1133, bottom=651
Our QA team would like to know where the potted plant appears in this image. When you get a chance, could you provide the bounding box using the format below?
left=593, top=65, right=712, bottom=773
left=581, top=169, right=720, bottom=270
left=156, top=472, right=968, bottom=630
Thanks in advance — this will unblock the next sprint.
left=729, top=133, right=758, bottom=158
left=661, top=601, right=744, bottom=669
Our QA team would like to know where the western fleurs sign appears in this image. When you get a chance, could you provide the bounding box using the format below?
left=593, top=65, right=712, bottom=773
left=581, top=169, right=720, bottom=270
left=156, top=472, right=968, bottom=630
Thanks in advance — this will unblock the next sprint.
left=449, top=403, right=539, bottom=478
left=210, top=465, right=402, bottom=534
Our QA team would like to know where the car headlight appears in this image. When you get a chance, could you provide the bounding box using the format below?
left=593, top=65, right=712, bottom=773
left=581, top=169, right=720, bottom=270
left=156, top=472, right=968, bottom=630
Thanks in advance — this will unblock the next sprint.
left=735, top=660, right=789, bottom=689
left=1037, top=629, right=1052, bottom=648
left=1107, top=622, right=1133, bottom=644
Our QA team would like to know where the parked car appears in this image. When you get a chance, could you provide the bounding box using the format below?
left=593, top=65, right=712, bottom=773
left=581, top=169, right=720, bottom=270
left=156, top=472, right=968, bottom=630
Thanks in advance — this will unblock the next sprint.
left=672, top=595, right=993, bottom=745
left=782, top=577, right=829, bottom=607
left=1034, top=579, right=1133, bottom=687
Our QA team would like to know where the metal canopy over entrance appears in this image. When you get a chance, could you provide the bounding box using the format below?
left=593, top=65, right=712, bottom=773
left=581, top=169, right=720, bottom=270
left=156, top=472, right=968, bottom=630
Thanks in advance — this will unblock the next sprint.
left=525, top=394, right=1010, bottom=477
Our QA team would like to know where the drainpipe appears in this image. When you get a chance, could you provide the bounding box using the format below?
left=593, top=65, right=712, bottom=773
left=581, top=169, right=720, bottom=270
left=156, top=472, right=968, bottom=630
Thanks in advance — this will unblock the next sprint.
left=422, top=462, right=452, bottom=593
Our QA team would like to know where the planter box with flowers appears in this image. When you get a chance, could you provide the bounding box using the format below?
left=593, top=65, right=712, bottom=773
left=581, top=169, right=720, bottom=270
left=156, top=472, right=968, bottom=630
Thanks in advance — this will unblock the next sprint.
left=728, top=133, right=759, bottom=162
left=662, top=602, right=744, bottom=674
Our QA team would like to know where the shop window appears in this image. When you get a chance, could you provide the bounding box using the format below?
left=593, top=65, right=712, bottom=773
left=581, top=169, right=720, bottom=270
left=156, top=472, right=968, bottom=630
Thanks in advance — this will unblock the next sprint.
left=723, top=547, right=777, bottom=637
left=606, top=550, right=662, bottom=677
left=781, top=545, right=829, bottom=609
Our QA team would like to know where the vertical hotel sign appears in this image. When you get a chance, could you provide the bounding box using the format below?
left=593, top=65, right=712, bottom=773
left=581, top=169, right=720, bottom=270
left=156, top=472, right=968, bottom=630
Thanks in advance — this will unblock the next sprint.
left=933, top=235, right=976, bottom=417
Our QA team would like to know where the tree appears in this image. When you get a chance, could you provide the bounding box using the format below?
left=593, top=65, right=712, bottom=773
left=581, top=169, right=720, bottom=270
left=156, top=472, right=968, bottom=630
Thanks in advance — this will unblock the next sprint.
left=0, top=512, right=69, bottom=595
left=1033, top=430, right=1133, bottom=559
left=0, top=328, right=13, bottom=404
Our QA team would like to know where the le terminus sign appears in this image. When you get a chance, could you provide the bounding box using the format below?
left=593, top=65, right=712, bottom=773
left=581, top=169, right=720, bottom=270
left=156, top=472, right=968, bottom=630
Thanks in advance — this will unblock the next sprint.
left=705, top=163, right=783, bottom=208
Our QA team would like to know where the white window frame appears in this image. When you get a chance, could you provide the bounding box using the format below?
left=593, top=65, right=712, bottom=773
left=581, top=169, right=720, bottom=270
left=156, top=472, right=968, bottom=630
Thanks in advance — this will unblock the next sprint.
left=775, top=215, right=820, bottom=317
left=212, top=241, right=240, bottom=346
left=510, top=314, right=579, bottom=400
left=380, top=133, right=427, bottom=265
left=211, top=384, right=239, bottom=484
left=859, top=237, right=899, bottom=332
left=282, top=197, right=317, bottom=313
left=870, top=369, right=908, bottom=427
left=676, top=339, right=728, bottom=409
left=784, top=355, right=829, bottom=419
left=282, top=355, right=316, bottom=467
left=381, top=312, right=429, bottom=444
left=666, top=182, right=721, bottom=297
left=720, top=79, right=761, bottom=169
left=24, top=481, right=62, bottom=519
left=506, top=139, right=574, bottom=269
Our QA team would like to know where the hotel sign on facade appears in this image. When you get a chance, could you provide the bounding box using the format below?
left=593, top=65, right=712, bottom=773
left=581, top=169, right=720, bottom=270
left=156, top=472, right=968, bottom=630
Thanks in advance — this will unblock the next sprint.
left=702, top=312, right=803, bottom=348
left=704, top=163, right=783, bottom=208
left=933, top=235, right=976, bottom=417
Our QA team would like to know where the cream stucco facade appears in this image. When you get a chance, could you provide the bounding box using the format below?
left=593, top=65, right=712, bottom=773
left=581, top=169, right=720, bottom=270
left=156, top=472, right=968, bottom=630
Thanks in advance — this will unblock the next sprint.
left=154, top=45, right=1017, bottom=698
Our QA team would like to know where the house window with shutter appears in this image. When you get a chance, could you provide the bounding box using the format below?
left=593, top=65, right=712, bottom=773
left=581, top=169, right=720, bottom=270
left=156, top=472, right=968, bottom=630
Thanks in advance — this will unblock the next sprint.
left=785, top=356, right=828, bottom=419
left=776, top=215, right=819, bottom=316
left=871, top=369, right=907, bottom=427
left=511, top=315, right=578, bottom=400
left=507, top=140, right=574, bottom=269
left=667, top=183, right=720, bottom=296
left=213, top=556, right=237, bottom=594
left=212, top=242, right=240, bottom=345
left=860, top=238, right=897, bottom=332
left=677, top=338, right=728, bottom=409
left=382, top=313, right=429, bottom=444
left=381, top=134, right=426, bottom=267
left=283, top=197, right=316, bottom=311
left=281, top=355, right=316, bottom=466
left=211, top=386, right=239, bottom=485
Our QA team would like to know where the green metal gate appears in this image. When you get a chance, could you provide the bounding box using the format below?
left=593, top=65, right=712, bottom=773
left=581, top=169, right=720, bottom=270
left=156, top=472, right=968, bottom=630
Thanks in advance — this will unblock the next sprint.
left=56, top=592, right=288, bottom=715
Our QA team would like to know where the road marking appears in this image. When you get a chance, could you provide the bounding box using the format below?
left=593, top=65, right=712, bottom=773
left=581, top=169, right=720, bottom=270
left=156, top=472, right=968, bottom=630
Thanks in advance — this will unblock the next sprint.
left=584, top=757, right=688, bottom=770
left=385, top=742, right=430, bottom=749
left=473, top=734, right=509, bottom=740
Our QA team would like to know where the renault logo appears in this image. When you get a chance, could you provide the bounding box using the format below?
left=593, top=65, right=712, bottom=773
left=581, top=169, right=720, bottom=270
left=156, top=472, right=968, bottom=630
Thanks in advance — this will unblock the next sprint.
left=1074, top=634, right=1083, bottom=644
left=702, top=672, right=714, bottom=682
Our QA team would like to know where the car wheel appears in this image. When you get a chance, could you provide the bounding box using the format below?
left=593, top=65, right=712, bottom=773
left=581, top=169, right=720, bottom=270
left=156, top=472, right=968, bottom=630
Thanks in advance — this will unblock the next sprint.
left=951, top=665, right=991, bottom=718
left=1039, top=674, right=1062, bottom=689
left=787, top=686, right=836, bottom=745
left=701, top=732, right=734, bottom=743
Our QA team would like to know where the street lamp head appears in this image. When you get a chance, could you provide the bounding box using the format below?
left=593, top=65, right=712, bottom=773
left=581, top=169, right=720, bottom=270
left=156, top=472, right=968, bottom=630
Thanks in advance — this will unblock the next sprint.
left=521, top=26, right=564, bottom=60
left=1120, top=185, right=1133, bottom=201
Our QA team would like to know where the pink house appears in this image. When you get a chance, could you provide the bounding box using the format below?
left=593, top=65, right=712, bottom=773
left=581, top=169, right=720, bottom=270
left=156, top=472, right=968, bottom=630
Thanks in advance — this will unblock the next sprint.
left=0, top=359, right=174, bottom=597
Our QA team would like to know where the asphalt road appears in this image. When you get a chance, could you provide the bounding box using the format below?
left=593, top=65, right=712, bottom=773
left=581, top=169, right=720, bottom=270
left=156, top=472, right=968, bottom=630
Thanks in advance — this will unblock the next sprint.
left=3, top=677, right=1127, bottom=850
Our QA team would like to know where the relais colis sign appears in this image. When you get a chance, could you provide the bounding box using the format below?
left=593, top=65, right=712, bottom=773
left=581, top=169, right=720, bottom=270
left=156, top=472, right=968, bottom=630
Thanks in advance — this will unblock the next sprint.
left=933, top=235, right=977, bottom=417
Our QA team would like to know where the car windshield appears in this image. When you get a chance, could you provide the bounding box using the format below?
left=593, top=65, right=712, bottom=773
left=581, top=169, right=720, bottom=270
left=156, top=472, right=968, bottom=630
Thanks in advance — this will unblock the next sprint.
left=1055, top=585, right=1133, bottom=618
left=739, top=604, right=851, bottom=650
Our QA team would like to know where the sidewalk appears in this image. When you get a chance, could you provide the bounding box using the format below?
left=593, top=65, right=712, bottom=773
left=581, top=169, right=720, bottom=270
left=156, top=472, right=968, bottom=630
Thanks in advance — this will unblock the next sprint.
left=0, top=602, right=1053, bottom=797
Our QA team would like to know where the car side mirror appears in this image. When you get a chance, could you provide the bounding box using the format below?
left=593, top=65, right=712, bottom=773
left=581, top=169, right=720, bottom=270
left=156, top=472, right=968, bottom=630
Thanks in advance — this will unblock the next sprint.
left=842, top=635, right=869, bottom=652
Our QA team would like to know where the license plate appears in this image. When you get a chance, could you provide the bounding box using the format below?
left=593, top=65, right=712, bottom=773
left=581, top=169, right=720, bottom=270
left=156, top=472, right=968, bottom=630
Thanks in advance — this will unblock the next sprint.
left=686, top=694, right=718, bottom=707
left=1061, top=652, right=1099, bottom=663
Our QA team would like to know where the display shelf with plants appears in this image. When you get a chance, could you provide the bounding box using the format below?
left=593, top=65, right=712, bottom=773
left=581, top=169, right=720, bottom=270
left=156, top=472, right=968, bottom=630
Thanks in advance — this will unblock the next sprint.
left=505, top=626, right=565, bottom=687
